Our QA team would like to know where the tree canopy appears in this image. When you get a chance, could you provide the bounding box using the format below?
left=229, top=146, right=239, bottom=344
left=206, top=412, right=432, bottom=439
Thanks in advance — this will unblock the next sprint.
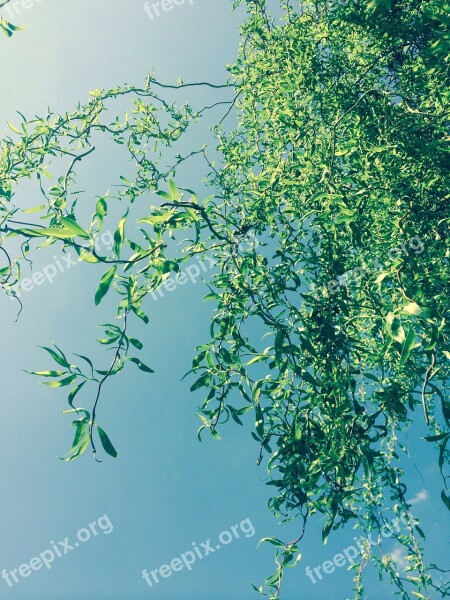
left=1, top=0, right=449, bottom=598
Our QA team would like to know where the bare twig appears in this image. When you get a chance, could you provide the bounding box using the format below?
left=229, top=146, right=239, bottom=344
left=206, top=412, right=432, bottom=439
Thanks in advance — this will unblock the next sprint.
left=421, top=353, right=435, bottom=426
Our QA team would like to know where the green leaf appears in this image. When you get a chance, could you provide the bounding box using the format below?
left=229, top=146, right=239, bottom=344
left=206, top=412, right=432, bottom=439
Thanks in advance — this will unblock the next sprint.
left=302, top=371, right=318, bottom=386
left=138, top=212, right=174, bottom=225
left=62, top=408, right=90, bottom=420
left=128, top=337, right=143, bottom=350
left=16, top=227, right=78, bottom=240
left=1, top=26, right=13, bottom=38
left=127, top=357, right=154, bottom=373
left=190, top=373, right=211, bottom=392
left=375, top=271, right=389, bottom=284
left=168, top=179, right=179, bottom=200
left=22, top=204, right=46, bottom=214
left=399, top=328, right=416, bottom=366
left=130, top=305, right=149, bottom=324
left=95, top=425, right=118, bottom=458
left=95, top=266, right=117, bottom=305
left=74, top=354, right=95, bottom=376
left=42, top=374, right=77, bottom=387
left=71, top=421, right=88, bottom=451
left=255, top=404, right=264, bottom=437
left=259, top=537, right=285, bottom=548
left=424, top=433, right=450, bottom=442
left=113, top=212, right=128, bottom=258
left=211, top=428, right=222, bottom=440
left=61, top=434, right=90, bottom=462
left=415, top=525, right=426, bottom=539
left=155, top=190, right=172, bottom=200
left=26, top=370, right=67, bottom=377
left=6, top=120, right=22, bottom=133
left=3, top=21, right=25, bottom=33
left=246, top=354, right=267, bottom=366
left=385, top=312, right=406, bottom=343
left=274, top=329, right=285, bottom=360
left=203, top=292, right=221, bottom=302
left=402, top=302, right=422, bottom=316
left=39, top=346, right=70, bottom=368
left=78, top=249, right=99, bottom=263
left=68, top=381, right=87, bottom=408
left=96, top=197, right=107, bottom=219
left=322, top=519, right=334, bottom=545
left=60, top=217, right=90, bottom=239
left=441, top=490, right=450, bottom=512
left=364, top=372, right=380, bottom=383
left=299, top=334, right=317, bottom=357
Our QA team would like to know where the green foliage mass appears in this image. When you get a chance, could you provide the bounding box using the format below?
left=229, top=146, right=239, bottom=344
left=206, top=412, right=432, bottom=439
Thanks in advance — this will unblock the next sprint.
left=1, top=1, right=449, bottom=598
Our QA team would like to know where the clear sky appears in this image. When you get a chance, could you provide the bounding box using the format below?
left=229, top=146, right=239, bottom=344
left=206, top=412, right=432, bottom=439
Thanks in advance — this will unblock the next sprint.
left=0, top=1, right=448, bottom=599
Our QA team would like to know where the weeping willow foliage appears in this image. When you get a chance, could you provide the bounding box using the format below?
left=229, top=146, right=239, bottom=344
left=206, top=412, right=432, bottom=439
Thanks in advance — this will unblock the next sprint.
left=1, top=0, right=449, bottom=597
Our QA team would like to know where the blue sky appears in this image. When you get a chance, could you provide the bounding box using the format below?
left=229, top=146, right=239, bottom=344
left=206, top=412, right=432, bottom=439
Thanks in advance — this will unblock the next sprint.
left=0, top=1, right=448, bottom=599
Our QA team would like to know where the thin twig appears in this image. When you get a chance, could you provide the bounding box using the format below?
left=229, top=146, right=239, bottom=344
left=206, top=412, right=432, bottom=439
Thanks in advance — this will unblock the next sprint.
left=89, top=311, right=129, bottom=461
left=421, top=353, right=435, bottom=426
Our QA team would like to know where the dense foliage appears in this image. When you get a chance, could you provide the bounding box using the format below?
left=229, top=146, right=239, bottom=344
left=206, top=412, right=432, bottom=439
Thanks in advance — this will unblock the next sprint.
left=1, top=1, right=449, bottom=598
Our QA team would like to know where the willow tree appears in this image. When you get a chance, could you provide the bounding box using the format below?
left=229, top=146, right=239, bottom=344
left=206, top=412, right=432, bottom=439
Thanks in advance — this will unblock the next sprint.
left=1, top=0, right=449, bottom=598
